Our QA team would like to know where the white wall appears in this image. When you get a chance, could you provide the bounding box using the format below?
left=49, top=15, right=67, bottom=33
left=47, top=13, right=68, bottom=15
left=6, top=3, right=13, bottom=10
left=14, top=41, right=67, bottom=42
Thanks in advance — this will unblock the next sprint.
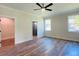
left=37, top=19, right=44, bottom=37
left=45, top=10, right=79, bottom=42
left=0, top=5, right=32, bottom=44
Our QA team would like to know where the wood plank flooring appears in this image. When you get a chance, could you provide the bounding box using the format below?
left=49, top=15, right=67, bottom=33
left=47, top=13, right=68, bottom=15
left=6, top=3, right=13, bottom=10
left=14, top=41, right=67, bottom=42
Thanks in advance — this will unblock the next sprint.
left=1, top=38, right=15, bottom=47
left=0, top=37, right=79, bottom=56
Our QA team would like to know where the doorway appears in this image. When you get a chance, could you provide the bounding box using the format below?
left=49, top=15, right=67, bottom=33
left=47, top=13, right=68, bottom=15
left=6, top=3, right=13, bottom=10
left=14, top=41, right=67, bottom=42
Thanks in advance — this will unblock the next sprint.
left=32, top=21, right=37, bottom=36
left=0, top=17, right=15, bottom=47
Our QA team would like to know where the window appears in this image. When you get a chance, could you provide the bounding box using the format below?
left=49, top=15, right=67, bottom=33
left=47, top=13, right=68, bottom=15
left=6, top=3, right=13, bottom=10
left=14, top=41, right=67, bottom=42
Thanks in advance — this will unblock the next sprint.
left=45, top=19, right=51, bottom=31
left=68, top=15, right=79, bottom=32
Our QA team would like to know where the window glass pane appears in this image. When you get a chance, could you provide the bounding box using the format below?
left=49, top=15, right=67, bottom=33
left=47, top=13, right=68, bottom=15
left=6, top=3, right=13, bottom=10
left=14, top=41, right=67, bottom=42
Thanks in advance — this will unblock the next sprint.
left=45, top=19, right=51, bottom=31
left=45, top=20, right=51, bottom=24
left=68, top=15, right=79, bottom=32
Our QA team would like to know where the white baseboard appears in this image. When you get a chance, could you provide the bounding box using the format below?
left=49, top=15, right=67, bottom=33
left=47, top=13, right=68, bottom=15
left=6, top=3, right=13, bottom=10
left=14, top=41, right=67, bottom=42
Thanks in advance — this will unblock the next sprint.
left=15, top=37, right=32, bottom=44
left=45, top=35, right=79, bottom=42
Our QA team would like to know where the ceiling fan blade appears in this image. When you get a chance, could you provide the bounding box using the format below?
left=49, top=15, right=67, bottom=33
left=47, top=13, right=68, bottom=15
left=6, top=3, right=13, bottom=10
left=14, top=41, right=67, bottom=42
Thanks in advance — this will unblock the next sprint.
left=42, top=3, right=44, bottom=7
left=45, top=3, right=53, bottom=8
left=45, top=9, right=52, bottom=11
left=36, top=3, right=42, bottom=8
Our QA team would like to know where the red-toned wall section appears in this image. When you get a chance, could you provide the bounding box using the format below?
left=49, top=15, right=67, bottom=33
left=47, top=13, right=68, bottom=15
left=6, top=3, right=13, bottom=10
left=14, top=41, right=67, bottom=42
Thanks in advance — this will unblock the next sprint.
left=0, top=17, right=15, bottom=47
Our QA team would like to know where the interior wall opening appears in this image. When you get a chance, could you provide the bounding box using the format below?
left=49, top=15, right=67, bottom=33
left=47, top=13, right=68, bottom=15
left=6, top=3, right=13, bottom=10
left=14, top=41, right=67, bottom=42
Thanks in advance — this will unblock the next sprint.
left=0, top=16, right=15, bottom=47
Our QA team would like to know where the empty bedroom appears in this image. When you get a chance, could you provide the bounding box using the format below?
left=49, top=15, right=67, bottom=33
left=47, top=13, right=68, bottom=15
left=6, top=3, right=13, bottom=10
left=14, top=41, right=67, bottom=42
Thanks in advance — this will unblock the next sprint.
left=0, top=3, right=79, bottom=56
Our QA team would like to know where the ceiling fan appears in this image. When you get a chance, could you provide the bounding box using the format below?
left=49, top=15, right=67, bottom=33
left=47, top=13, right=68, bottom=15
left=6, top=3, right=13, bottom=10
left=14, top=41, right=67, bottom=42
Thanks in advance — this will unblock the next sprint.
left=34, top=3, right=53, bottom=11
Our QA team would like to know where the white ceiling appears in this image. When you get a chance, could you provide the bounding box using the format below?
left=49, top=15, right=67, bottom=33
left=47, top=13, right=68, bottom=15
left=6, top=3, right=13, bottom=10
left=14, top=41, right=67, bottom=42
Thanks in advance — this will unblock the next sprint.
left=0, top=3, right=79, bottom=17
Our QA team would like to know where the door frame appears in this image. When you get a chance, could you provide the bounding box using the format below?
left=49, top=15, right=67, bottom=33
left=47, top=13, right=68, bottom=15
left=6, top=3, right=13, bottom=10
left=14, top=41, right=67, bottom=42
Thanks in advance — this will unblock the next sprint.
left=0, top=16, right=15, bottom=47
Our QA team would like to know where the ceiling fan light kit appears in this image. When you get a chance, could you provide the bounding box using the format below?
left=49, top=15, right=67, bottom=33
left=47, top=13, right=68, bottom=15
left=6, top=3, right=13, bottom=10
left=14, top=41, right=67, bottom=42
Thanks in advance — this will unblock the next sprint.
left=42, top=8, right=45, bottom=11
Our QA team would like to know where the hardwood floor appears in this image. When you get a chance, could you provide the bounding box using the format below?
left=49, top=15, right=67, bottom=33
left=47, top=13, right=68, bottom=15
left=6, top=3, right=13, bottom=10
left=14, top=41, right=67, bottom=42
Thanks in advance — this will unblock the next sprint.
left=1, top=38, right=15, bottom=47
left=0, top=37, right=79, bottom=56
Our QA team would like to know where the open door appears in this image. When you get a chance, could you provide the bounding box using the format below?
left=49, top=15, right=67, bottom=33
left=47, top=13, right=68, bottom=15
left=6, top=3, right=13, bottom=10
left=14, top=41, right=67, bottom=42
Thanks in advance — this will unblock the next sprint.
left=32, top=21, right=37, bottom=36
